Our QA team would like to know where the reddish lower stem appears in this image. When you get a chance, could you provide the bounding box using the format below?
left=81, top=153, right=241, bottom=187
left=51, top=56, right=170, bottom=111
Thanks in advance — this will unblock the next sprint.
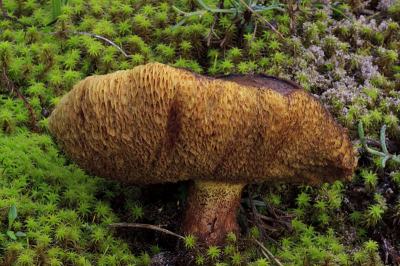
left=182, top=180, right=245, bottom=246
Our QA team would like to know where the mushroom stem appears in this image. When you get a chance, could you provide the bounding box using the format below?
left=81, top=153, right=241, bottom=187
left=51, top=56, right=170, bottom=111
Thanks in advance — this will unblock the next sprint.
left=183, top=180, right=246, bottom=246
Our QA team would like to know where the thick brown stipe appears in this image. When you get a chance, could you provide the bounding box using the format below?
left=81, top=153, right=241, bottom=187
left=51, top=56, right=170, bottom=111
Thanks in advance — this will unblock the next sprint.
left=48, top=62, right=357, bottom=245
left=183, top=181, right=245, bottom=245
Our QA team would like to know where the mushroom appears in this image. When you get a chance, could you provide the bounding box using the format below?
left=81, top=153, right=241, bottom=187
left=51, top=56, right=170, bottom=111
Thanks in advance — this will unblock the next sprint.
left=47, top=62, right=357, bottom=246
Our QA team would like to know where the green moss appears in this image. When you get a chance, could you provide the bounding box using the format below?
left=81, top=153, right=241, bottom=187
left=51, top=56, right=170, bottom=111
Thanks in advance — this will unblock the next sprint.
left=0, top=131, right=140, bottom=265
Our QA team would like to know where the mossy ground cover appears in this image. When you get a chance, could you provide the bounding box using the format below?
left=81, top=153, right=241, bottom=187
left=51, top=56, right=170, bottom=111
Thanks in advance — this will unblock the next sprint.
left=0, top=0, right=399, bottom=265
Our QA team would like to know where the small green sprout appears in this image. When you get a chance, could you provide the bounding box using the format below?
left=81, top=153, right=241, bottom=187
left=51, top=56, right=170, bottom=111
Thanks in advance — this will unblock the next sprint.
left=195, top=255, right=205, bottom=265
left=25, top=216, right=39, bottom=231
left=231, top=252, right=244, bottom=265
left=272, top=52, right=287, bottom=67
left=375, top=33, right=385, bottom=45
left=383, top=113, right=399, bottom=132
left=329, top=240, right=345, bottom=255
left=49, top=257, right=63, bottom=266
left=180, top=41, right=193, bottom=57
left=295, top=71, right=309, bottom=84
left=227, top=47, right=242, bottom=63
left=155, top=12, right=168, bottom=25
left=268, top=40, right=281, bottom=51
left=219, top=59, right=234, bottom=73
left=207, top=245, right=221, bottom=260
left=91, top=227, right=108, bottom=243
left=150, top=244, right=162, bottom=255
left=139, top=251, right=152, bottom=265
left=17, top=249, right=36, bottom=265
left=132, top=54, right=144, bottom=66
left=237, top=62, right=249, bottom=74
left=142, top=5, right=156, bottom=16
left=184, top=234, right=197, bottom=249
left=219, top=16, right=232, bottom=29
left=94, top=202, right=112, bottom=220
left=252, top=258, right=269, bottom=266
left=312, top=4, right=354, bottom=23
left=121, top=4, right=134, bottom=16
left=317, top=213, right=329, bottom=225
left=226, top=231, right=237, bottom=243
left=118, top=19, right=132, bottom=35
left=131, top=204, right=143, bottom=221
left=364, top=240, right=380, bottom=264
left=87, top=41, right=104, bottom=57
left=277, top=13, right=290, bottom=25
left=291, top=218, right=307, bottom=232
left=296, top=192, right=311, bottom=208
left=362, top=171, right=378, bottom=192
left=369, top=110, right=383, bottom=123
left=300, top=234, right=313, bottom=247
left=359, top=121, right=400, bottom=167
left=363, top=204, right=385, bottom=227
left=224, top=244, right=235, bottom=255
left=349, top=211, right=362, bottom=223
left=250, top=226, right=260, bottom=238
left=353, top=249, right=368, bottom=263
left=364, top=239, right=379, bottom=253
left=391, top=172, right=400, bottom=187
left=314, top=200, right=327, bottom=212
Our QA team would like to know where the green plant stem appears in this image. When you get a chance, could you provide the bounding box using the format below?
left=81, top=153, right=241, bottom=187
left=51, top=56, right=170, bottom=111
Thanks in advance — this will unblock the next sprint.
left=380, top=125, right=389, bottom=154
left=172, top=6, right=207, bottom=16
left=236, top=0, right=284, bottom=39
left=172, top=17, right=189, bottom=30
left=312, top=4, right=354, bottom=23
left=0, top=205, right=11, bottom=211
left=244, top=19, right=257, bottom=51
left=358, top=121, right=400, bottom=167
left=52, top=0, right=62, bottom=20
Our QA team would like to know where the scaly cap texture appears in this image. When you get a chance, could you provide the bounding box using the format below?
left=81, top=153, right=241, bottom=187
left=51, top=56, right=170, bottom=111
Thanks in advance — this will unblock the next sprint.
left=48, top=62, right=357, bottom=186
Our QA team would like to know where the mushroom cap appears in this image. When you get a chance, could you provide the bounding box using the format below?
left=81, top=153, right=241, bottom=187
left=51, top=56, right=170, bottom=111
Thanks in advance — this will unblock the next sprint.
left=47, top=62, right=357, bottom=186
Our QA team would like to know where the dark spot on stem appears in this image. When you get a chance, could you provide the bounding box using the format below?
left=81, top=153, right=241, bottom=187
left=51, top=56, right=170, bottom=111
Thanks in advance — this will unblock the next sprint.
left=210, top=217, right=217, bottom=234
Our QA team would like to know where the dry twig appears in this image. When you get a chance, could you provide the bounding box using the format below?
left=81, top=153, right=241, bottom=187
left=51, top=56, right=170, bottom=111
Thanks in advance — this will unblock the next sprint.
left=255, top=239, right=285, bottom=266
left=258, top=193, right=297, bottom=220
left=244, top=19, right=258, bottom=52
left=256, top=213, right=292, bottom=230
left=237, top=0, right=284, bottom=40
left=44, top=31, right=132, bottom=58
left=1, top=66, right=38, bottom=133
left=0, top=205, right=11, bottom=211
left=107, top=223, right=185, bottom=240
left=0, top=0, right=33, bottom=27
left=248, top=186, right=285, bottom=251
left=204, top=0, right=224, bottom=46
left=219, top=16, right=243, bottom=48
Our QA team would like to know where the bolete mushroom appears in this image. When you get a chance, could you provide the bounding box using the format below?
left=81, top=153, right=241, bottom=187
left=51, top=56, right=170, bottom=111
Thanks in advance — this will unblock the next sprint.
left=47, top=62, right=357, bottom=246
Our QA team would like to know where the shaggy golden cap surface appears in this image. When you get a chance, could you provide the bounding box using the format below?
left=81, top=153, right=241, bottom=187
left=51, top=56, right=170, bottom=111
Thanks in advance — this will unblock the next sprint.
left=48, top=63, right=357, bottom=186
